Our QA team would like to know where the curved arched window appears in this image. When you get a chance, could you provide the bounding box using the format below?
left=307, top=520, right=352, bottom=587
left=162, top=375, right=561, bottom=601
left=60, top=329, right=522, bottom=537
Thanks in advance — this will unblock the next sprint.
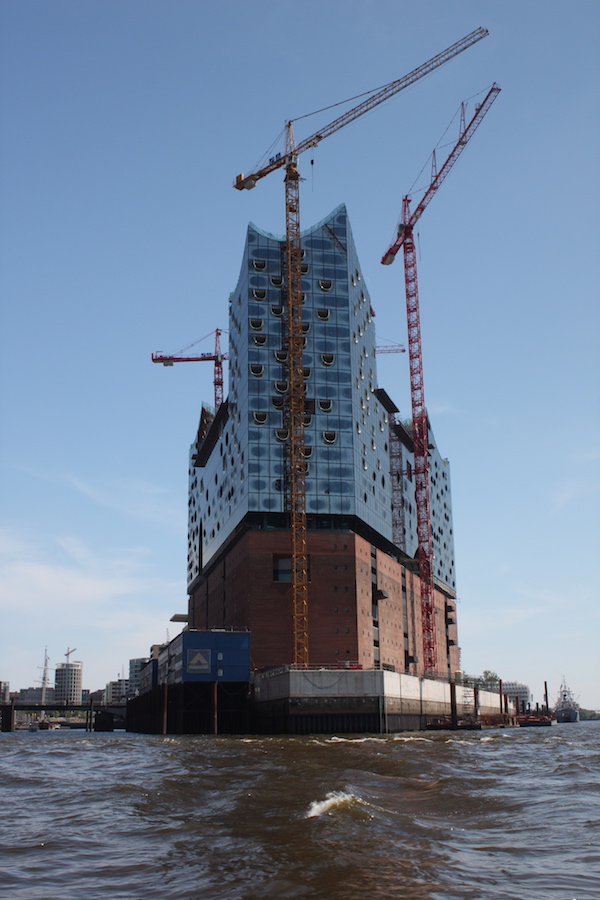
left=323, top=431, right=337, bottom=444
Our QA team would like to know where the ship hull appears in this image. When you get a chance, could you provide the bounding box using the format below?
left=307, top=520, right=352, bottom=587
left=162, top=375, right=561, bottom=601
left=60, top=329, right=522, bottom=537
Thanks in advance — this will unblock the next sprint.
left=555, top=707, right=579, bottom=723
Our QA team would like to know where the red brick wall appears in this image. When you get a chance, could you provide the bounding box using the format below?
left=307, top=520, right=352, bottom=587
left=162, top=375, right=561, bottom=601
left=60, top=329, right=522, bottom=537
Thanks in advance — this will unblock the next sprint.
left=355, top=535, right=374, bottom=669
left=375, top=547, right=405, bottom=672
left=188, top=528, right=460, bottom=675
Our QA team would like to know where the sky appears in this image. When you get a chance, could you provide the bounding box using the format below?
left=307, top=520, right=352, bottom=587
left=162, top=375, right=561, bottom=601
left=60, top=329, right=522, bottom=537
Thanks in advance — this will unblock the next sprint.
left=1, top=1, right=598, bottom=709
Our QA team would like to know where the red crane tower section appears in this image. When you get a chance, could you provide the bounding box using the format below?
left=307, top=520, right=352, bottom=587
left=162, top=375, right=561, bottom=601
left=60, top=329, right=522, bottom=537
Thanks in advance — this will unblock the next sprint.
left=152, top=329, right=228, bottom=410
left=381, top=83, right=500, bottom=674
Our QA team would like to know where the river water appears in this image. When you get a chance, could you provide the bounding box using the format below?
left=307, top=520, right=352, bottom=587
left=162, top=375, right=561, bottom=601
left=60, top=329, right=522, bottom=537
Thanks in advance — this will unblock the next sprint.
left=1, top=722, right=599, bottom=899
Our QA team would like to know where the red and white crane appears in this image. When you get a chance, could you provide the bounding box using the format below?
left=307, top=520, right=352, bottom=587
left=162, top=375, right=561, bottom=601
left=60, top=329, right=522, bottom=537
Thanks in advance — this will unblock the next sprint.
left=381, top=83, right=500, bottom=674
left=234, top=29, right=489, bottom=669
left=152, top=328, right=228, bottom=410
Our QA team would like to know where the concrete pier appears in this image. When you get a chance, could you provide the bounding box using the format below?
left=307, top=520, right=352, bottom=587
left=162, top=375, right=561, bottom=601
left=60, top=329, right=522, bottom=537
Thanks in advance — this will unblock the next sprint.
left=123, top=668, right=514, bottom=735
left=251, top=669, right=513, bottom=734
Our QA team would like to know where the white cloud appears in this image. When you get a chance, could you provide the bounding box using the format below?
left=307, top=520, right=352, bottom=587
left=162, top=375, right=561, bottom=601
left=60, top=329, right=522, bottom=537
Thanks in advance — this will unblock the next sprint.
left=550, top=476, right=599, bottom=510
left=12, top=464, right=185, bottom=531
left=426, top=401, right=466, bottom=416
left=65, top=472, right=181, bottom=525
left=0, top=526, right=184, bottom=691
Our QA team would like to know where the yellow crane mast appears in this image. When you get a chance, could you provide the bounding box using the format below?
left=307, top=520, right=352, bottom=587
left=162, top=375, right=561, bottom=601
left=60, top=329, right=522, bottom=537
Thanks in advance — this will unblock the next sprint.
left=233, top=28, right=489, bottom=668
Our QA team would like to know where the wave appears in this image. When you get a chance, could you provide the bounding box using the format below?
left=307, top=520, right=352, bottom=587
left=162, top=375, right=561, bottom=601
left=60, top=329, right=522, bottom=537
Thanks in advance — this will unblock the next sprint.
left=305, top=791, right=359, bottom=818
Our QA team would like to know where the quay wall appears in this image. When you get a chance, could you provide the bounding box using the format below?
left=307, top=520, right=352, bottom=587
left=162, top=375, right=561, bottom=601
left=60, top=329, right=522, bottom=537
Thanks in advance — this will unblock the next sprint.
left=123, top=671, right=514, bottom=735
left=252, top=670, right=513, bottom=734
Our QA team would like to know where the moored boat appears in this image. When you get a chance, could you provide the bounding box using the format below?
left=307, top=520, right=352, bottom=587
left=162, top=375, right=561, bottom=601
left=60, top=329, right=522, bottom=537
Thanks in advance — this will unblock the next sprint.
left=517, top=713, right=555, bottom=727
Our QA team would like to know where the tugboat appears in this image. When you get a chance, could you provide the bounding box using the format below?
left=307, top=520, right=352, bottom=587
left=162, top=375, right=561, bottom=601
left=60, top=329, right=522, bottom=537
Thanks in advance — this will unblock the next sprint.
left=554, top=678, right=580, bottom=723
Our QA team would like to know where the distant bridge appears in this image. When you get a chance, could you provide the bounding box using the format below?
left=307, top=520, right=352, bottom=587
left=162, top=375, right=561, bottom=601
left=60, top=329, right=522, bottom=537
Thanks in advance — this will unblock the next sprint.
left=0, top=700, right=127, bottom=732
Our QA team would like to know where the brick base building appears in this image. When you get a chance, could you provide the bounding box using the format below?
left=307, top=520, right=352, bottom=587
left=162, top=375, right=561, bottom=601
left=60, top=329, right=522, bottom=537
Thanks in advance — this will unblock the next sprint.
left=188, top=524, right=459, bottom=678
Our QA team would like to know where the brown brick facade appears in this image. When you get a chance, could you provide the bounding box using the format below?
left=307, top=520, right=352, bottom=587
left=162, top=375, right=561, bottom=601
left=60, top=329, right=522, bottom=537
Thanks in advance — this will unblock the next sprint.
left=188, top=527, right=460, bottom=677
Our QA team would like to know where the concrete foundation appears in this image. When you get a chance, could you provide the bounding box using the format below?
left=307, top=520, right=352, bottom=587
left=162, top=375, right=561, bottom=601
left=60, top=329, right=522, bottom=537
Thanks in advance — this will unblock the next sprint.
left=124, top=669, right=514, bottom=735
left=251, top=669, right=513, bottom=734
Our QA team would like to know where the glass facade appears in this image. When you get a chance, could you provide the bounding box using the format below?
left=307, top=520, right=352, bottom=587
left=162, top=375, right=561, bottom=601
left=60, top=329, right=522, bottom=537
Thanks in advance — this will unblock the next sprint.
left=395, top=427, right=456, bottom=591
left=187, top=205, right=456, bottom=593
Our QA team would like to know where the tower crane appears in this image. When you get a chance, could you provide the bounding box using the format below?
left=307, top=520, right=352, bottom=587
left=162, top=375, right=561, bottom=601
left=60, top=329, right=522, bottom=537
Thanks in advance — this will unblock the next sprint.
left=381, top=83, right=500, bottom=675
left=234, top=28, right=489, bottom=670
left=152, top=329, right=228, bottom=410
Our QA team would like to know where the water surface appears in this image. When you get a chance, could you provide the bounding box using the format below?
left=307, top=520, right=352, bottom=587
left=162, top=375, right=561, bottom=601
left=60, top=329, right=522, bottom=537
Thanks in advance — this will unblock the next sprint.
left=2, top=722, right=599, bottom=899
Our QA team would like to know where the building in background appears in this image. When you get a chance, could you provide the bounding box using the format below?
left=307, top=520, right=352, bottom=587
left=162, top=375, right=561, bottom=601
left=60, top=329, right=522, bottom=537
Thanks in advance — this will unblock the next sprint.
left=185, top=207, right=459, bottom=677
left=54, top=661, right=82, bottom=705
left=128, top=658, right=148, bottom=698
left=503, top=681, right=532, bottom=712
left=105, top=679, right=130, bottom=704
left=89, top=688, right=106, bottom=704
left=11, top=686, right=56, bottom=704
left=0, top=682, right=10, bottom=703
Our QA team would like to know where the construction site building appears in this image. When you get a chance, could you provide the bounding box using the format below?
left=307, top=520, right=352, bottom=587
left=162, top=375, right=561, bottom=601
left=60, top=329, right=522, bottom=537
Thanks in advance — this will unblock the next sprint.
left=185, top=206, right=459, bottom=678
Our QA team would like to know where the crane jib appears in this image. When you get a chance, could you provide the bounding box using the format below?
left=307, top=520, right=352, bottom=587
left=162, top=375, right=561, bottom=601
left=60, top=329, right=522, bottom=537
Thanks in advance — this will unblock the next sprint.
left=381, top=83, right=500, bottom=265
left=233, top=27, right=488, bottom=191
